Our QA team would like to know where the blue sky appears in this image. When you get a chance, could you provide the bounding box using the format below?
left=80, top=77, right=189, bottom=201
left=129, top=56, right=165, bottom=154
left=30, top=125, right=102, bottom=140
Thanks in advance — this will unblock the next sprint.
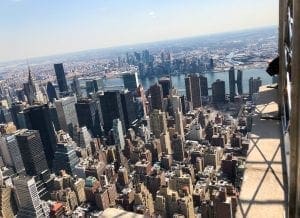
left=0, top=0, right=278, bottom=61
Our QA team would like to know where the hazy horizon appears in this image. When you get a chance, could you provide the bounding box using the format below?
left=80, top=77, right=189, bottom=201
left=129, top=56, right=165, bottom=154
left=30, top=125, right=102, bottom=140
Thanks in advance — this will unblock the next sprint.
left=0, top=25, right=277, bottom=65
left=0, top=0, right=278, bottom=62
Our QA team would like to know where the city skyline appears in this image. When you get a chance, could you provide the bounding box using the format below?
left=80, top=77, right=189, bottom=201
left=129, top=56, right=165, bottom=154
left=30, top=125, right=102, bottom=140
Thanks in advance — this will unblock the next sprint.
left=0, top=0, right=295, bottom=216
left=0, top=0, right=278, bottom=62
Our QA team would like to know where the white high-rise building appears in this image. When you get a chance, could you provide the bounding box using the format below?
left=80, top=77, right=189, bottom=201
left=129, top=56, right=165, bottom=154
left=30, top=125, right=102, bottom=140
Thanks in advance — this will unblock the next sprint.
left=175, top=110, right=185, bottom=141
left=112, top=119, right=125, bottom=150
left=170, top=95, right=182, bottom=115
left=55, top=96, right=78, bottom=136
left=73, top=126, right=92, bottom=150
left=160, top=130, right=172, bottom=155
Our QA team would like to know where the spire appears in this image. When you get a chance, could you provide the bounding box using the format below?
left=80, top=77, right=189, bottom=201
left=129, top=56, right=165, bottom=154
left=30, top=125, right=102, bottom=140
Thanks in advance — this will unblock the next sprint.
left=28, top=68, right=33, bottom=84
left=27, top=59, right=34, bottom=85
left=26, top=60, right=37, bottom=96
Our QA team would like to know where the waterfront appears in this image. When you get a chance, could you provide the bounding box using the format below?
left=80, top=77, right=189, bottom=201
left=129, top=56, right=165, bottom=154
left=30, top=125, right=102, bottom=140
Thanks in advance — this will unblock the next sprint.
left=103, top=68, right=273, bottom=95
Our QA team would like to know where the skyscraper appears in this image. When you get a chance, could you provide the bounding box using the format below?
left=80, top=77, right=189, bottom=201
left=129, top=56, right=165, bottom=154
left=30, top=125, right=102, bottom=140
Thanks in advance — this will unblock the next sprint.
left=46, top=82, right=58, bottom=103
left=212, top=79, right=226, bottom=103
left=10, top=102, right=25, bottom=129
left=75, top=98, right=103, bottom=137
left=19, top=104, right=57, bottom=168
left=86, top=78, right=104, bottom=95
left=149, top=83, right=163, bottom=111
left=0, top=135, right=25, bottom=174
left=185, top=74, right=202, bottom=109
left=86, top=81, right=95, bottom=95
left=15, top=130, right=49, bottom=176
left=54, top=63, right=68, bottom=95
left=0, top=106, right=12, bottom=124
left=209, top=58, right=214, bottom=70
left=169, top=94, right=182, bottom=116
left=142, top=50, right=150, bottom=64
left=171, top=134, right=184, bottom=161
left=175, top=110, right=185, bottom=140
left=112, top=119, right=125, bottom=150
left=55, top=96, right=78, bottom=137
left=120, top=90, right=137, bottom=130
left=93, top=78, right=104, bottom=92
left=72, top=126, right=92, bottom=150
left=13, top=176, right=48, bottom=217
left=71, top=76, right=82, bottom=98
left=158, top=77, right=172, bottom=98
left=123, top=72, right=139, bottom=92
left=53, top=132, right=80, bottom=176
left=199, top=75, right=208, bottom=97
left=150, top=109, right=167, bottom=138
left=185, top=76, right=192, bottom=103
left=249, top=77, right=262, bottom=96
left=23, top=68, right=37, bottom=105
left=237, top=70, right=243, bottom=95
left=49, top=105, right=60, bottom=131
left=228, top=67, right=236, bottom=101
left=98, top=90, right=125, bottom=133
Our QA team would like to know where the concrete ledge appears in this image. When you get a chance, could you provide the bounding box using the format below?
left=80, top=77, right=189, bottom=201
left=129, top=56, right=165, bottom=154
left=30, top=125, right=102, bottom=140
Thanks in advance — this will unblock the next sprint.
left=236, top=85, right=287, bottom=218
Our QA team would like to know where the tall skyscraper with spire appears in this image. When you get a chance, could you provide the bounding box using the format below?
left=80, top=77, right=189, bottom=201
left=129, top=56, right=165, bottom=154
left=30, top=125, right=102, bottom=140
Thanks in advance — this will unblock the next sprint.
left=23, top=66, right=44, bottom=105
left=23, top=67, right=37, bottom=105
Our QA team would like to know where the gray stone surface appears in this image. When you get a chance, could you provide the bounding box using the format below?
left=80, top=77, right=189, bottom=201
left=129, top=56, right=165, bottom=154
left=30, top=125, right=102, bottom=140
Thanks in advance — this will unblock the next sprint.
left=236, top=86, right=287, bottom=218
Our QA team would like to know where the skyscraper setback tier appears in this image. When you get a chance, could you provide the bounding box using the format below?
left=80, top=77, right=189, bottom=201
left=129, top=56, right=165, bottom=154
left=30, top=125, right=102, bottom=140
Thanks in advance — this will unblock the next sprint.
left=54, top=63, right=69, bottom=95
left=53, top=139, right=80, bottom=176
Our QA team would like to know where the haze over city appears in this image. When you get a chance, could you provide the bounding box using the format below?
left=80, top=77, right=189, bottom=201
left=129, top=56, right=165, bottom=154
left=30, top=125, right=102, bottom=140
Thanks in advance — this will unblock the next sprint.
left=0, top=0, right=297, bottom=218
left=0, top=0, right=278, bottom=61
